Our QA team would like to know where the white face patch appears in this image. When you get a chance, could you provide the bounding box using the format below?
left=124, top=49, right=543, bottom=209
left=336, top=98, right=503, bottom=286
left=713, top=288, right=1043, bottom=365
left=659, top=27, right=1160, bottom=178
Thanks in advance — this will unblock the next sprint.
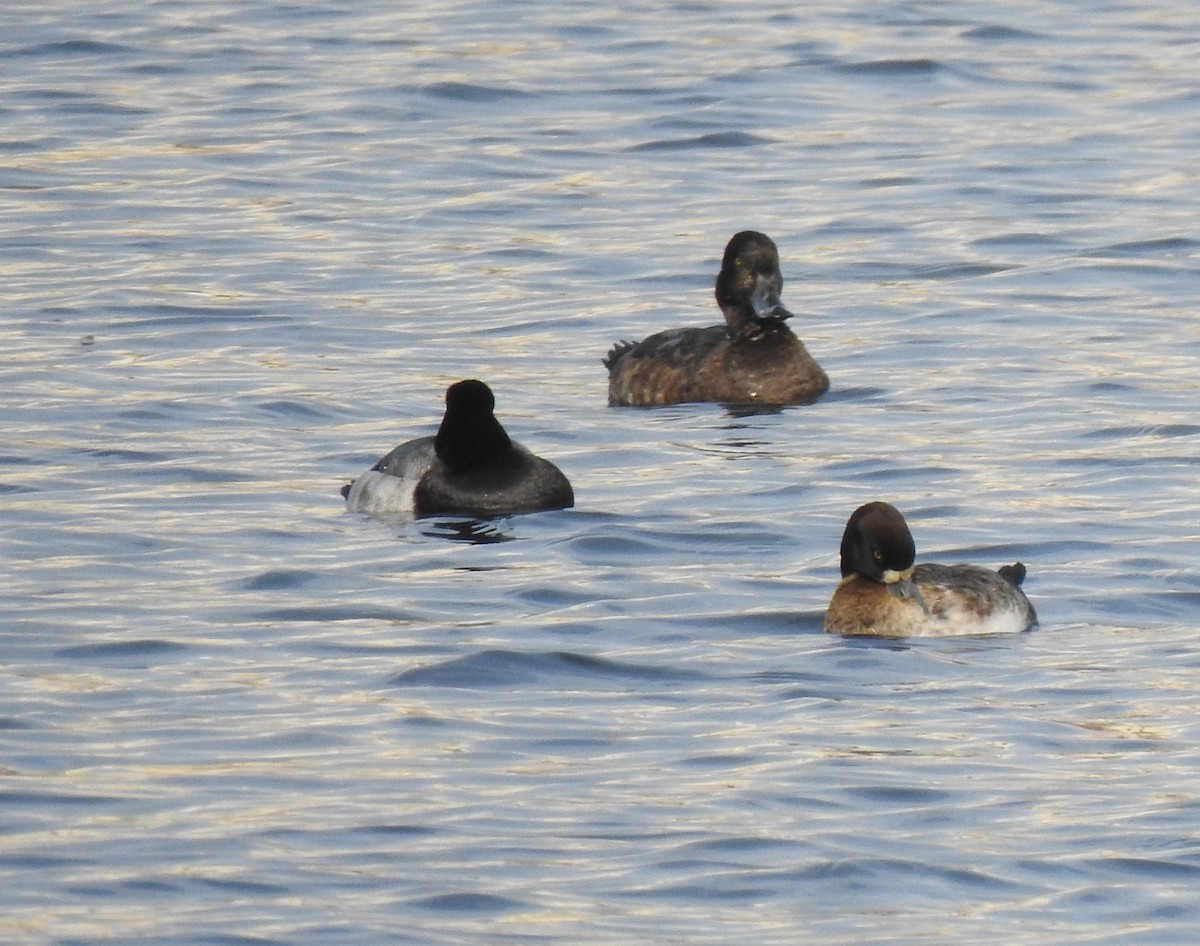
left=881, top=566, right=915, bottom=584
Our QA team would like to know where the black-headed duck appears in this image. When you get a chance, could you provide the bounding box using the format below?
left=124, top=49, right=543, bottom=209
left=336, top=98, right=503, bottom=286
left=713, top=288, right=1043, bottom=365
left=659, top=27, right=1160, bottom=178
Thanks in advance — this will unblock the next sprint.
left=343, top=380, right=574, bottom=519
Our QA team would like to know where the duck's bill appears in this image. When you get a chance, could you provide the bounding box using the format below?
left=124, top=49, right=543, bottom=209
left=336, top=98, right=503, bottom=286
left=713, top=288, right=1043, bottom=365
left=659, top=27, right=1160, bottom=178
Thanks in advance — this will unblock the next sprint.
left=883, top=569, right=930, bottom=614
left=750, top=274, right=792, bottom=321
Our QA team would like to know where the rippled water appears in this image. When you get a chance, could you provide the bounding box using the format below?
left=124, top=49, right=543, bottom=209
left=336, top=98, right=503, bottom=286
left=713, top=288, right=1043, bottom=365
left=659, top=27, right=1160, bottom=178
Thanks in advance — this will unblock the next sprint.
left=4, top=2, right=1200, bottom=943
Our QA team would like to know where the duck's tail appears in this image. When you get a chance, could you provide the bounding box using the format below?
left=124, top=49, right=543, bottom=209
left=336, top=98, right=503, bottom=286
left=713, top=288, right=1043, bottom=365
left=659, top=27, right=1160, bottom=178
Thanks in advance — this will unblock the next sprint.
left=602, top=340, right=637, bottom=372
left=997, top=562, right=1027, bottom=587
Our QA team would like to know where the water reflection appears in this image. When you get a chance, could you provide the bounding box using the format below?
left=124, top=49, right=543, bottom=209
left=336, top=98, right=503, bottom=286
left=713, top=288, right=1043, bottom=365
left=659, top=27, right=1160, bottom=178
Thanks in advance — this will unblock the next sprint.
left=420, top=517, right=516, bottom=544
left=723, top=403, right=788, bottom=419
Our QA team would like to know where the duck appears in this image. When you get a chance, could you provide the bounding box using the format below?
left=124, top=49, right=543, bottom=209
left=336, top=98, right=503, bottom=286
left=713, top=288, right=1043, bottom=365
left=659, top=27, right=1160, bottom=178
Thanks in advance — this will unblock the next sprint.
left=342, top=379, right=574, bottom=519
left=604, top=230, right=829, bottom=407
left=824, top=501, right=1037, bottom=637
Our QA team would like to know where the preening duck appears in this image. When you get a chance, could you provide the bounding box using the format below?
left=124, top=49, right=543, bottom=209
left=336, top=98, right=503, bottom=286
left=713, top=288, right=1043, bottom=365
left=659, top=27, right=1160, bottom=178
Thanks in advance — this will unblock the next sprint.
left=824, top=501, right=1037, bottom=637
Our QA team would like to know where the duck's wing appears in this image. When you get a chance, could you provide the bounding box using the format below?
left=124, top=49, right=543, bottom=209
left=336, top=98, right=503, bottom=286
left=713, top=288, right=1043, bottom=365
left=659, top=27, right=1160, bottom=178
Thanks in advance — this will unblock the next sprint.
left=370, top=436, right=436, bottom=477
left=605, top=325, right=727, bottom=406
left=913, top=563, right=1037, bottom=633
left=342, top=437, right=437, bottom=514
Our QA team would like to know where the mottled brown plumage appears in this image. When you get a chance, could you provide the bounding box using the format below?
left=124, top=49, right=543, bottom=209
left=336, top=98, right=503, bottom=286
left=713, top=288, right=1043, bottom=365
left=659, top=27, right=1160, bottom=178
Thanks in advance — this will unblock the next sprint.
left=605, top=232, right=829, bottom=407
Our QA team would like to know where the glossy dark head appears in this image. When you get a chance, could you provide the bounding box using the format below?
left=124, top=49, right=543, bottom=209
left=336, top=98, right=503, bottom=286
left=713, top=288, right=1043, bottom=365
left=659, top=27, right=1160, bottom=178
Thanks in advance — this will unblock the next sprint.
left=434, top=379, right=511, bottom=472
left=838, top=501, right=917, bottom=582
left=714, top=230, right=793, bottom=339
left=445, top=378, right=494, bottom=413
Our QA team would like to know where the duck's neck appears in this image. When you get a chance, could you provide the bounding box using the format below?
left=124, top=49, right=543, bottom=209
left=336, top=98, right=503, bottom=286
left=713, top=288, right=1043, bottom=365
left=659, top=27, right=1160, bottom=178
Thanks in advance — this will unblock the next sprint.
left=724, top=306, right=792, bottom=343
left=435, top=413, right=512, bottom=472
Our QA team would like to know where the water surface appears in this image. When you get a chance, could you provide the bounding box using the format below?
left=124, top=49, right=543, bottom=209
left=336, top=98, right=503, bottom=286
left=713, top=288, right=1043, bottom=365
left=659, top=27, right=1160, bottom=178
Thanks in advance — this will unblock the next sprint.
left=3, top=2, right=1200, bottom=944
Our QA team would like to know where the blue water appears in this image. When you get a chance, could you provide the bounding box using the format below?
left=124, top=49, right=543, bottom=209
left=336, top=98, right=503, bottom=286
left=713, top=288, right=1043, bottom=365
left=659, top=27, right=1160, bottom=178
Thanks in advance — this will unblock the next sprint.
left=3, top=2, right=1200, bottom=944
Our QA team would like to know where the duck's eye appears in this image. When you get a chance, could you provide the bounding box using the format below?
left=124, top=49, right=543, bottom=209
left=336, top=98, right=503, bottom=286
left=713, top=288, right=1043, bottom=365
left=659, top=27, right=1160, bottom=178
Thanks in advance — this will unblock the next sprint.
left=872, top=550, right=883, bottom=562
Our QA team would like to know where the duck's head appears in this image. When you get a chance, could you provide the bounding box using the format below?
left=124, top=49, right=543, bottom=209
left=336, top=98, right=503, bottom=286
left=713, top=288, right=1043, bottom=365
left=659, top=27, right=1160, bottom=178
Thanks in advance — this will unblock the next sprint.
left=838, top=502, right=923, bottom=603
left=715, top=230, right=794, bottom=340
left=434, top=379, right=511, bottom=472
